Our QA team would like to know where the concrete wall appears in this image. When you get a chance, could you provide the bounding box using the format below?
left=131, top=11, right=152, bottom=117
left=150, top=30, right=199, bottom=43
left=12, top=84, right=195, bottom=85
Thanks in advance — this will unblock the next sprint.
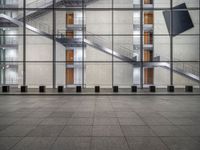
left=113, top=10, right=134, bottom=87
left=15, top=0, right=199, bottom=87
left=25, top=9, right=83, bottom=87
left=85, top=9, right=112, bottom=87
left=17, top=9, right=66, bottom=88
left=5, top=67, right=18, bottom=85
left=18, top=31, right=65, bottom=88
left=18, top=29, right=53, bottom=88
left=56, top=41, right=65, bottom=86
left=154, top=0, right=199, bottom=86
left=85, top=0, right=133, bottom=87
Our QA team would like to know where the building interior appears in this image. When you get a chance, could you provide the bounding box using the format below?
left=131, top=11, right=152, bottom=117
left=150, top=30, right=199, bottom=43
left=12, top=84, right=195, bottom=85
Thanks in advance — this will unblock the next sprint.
left=0, top=1, right=200, bottom=150
left=0, top=0, right=199, bottom=89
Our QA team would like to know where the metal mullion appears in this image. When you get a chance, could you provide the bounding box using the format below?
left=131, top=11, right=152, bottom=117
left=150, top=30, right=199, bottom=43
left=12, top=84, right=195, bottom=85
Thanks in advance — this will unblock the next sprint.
left=23, top=0, right=26, bottom=86
left=0, top=49, right=1, bottom=84
left=112, top=0, right=114, bottom=87
left=4, top=33, right=200, bottom=36
left=140, top=0, right=144, bottom=88
left=198, top=1, right=200, bottom=88
left=1, top=7, right=200, bottom=11
left=3, top=49, right=5, bottom=85
left=53, top=0, right=56, bottom=88
left=82, top=0, right=85, bottom=87
left=170, top=0, right=173, bottom=85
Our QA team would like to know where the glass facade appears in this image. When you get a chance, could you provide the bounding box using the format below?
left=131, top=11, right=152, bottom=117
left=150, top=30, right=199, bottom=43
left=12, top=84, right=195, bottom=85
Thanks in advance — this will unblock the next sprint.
left=0, top=0, right=199, bottom=88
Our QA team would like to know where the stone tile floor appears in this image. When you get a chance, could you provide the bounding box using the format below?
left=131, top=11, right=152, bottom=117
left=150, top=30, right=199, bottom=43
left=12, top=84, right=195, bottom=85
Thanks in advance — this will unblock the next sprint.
left=0, top=95, right=200, bottom=150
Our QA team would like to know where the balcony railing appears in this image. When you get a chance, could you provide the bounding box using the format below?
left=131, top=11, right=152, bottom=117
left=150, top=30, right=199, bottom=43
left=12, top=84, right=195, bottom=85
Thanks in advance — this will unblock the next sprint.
left=0, top=0, right=18, bottom=7
left=5, top=56, right=18, bottom=62
left=0, top=37, right=18, bottom=45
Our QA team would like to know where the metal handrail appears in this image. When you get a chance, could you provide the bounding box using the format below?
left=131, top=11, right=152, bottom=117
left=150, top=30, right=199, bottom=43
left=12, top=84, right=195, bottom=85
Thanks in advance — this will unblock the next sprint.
left=154, top=54, right=199, bottom=76
left=28, top=16, right=84, bottom=35
left=86, top=31, right=135, bottom=59
left=26, top=0, right=55, bottom=8
left=27, top=20, right=53, bottom=34
left=1, top=37, right=18, bottom=45
left=16, top=0, right=62, bottom=19
left=26, top=19, right=134, bottom=61
left=0, top=0, right=18, bottom=5
left=56, top=29, right=137, bottom=60
left=5, top=57, right=18, bottom=61
left=25, top=0, right=94, bottom=8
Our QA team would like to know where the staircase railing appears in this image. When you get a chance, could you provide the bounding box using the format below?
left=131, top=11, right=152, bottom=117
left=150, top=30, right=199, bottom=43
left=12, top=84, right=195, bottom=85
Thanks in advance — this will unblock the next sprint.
left=26, top=13, right=84, bottom=34
left=25, top=0, right=95, bottom=8
left=55, top=29, right=137, bottom=61
left=16, top=0, right=63, bottom=20
left=154, top=54, right=199, bottom=77
left=0, top=0, right=18, bottom=5
left=3, top=13, right=199, bottom=82
left=85, top=31, right=136, bottom=60
left=26, top=0, right=57, bottom=8
left=0, top=36, right=18, bottom=45
left=5, top=36, right=18, bottom=45
left=27, top=20, right=53, bottom=34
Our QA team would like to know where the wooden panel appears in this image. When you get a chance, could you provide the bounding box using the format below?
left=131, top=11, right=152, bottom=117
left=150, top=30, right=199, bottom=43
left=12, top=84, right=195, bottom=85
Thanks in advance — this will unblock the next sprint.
left=149, top=32, right=153, bottom=44
left=66, top=31, right=74, bottom=39
left=66, top=13, right=74, bottom=25
left=66, top=68, right=74, bottom=84
left=144, top=68, right=154, bottom=84
left=144, top=32, right=153, bottom=44
left=144, top=50, right=154, bottom=84
left=144, top=50, right=153, bottom=61
left=144, top=32, right=148, bottom=44
left=144, top=13, right=153, bottom=24
left=144, top=0, right=152, bottom=4
left=66, top=50, right=74, bottom=64
left=144, top=68, right=148, bottom=84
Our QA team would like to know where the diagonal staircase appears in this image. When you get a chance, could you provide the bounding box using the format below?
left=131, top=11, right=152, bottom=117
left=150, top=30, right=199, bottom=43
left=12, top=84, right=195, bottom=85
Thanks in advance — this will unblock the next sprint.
left=141, top=62, right=199, bottom=82
left=83, top=33, right=199, bottom=82
left=84, top=38, right=135, bottom=62
left=0, top=13, right=199, bottom=83
left=151, top=56, right=199, bottom=82
left=16, top=0, right=96, bottom=21
left=0, top=13, right=136, bottom=63
left=57, top=30, right=137, bottom=61
left=85, top=32, right=137, bottom=61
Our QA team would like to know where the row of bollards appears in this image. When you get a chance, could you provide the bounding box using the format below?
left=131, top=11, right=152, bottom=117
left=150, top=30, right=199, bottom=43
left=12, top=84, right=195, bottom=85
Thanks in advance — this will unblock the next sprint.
left=1, top=85, right=194, bottom=93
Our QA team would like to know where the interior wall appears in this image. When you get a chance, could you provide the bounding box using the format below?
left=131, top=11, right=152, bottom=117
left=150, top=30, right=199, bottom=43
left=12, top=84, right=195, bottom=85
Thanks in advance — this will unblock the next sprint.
left=12, top=0, right=200, bottom=88
left=154, top=0, right=199, bottom=86
left=17, top=10, right=66, bottom=88
left=85, top=0, right=134, bottom=88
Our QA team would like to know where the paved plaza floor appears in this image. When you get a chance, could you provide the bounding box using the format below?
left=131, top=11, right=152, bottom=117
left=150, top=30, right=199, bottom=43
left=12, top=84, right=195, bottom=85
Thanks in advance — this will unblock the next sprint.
left=0, top=95, right=200, bottom=150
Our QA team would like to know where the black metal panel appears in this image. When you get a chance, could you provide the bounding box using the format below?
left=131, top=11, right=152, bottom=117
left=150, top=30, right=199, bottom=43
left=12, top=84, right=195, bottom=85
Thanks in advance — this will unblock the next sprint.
left=163, top=3, right=194, bottom=36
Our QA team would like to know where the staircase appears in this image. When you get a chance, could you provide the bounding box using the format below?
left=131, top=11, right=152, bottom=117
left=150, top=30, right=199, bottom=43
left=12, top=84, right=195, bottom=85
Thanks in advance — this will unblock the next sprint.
left=0, top=12, right=199, bottom=83
left=84, top=38, right=135, bottom=62
left=57, top=30, right=137, bottom=61
left=0, top=14, right=136, bottom=63
left=85, top=32, right=137, bottom=61
left=16, top=0, right=96, bottom=21
left=15, top=0, right=62, bottom=21
left=151, top=55, right=199, bottom=82
left=160, top=63, right=199, bottom=82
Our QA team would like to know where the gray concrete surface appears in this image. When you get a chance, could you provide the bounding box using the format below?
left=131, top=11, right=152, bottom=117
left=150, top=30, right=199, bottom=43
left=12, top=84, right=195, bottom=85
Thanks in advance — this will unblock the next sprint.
left=0, top=95, right=200, bottom=150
